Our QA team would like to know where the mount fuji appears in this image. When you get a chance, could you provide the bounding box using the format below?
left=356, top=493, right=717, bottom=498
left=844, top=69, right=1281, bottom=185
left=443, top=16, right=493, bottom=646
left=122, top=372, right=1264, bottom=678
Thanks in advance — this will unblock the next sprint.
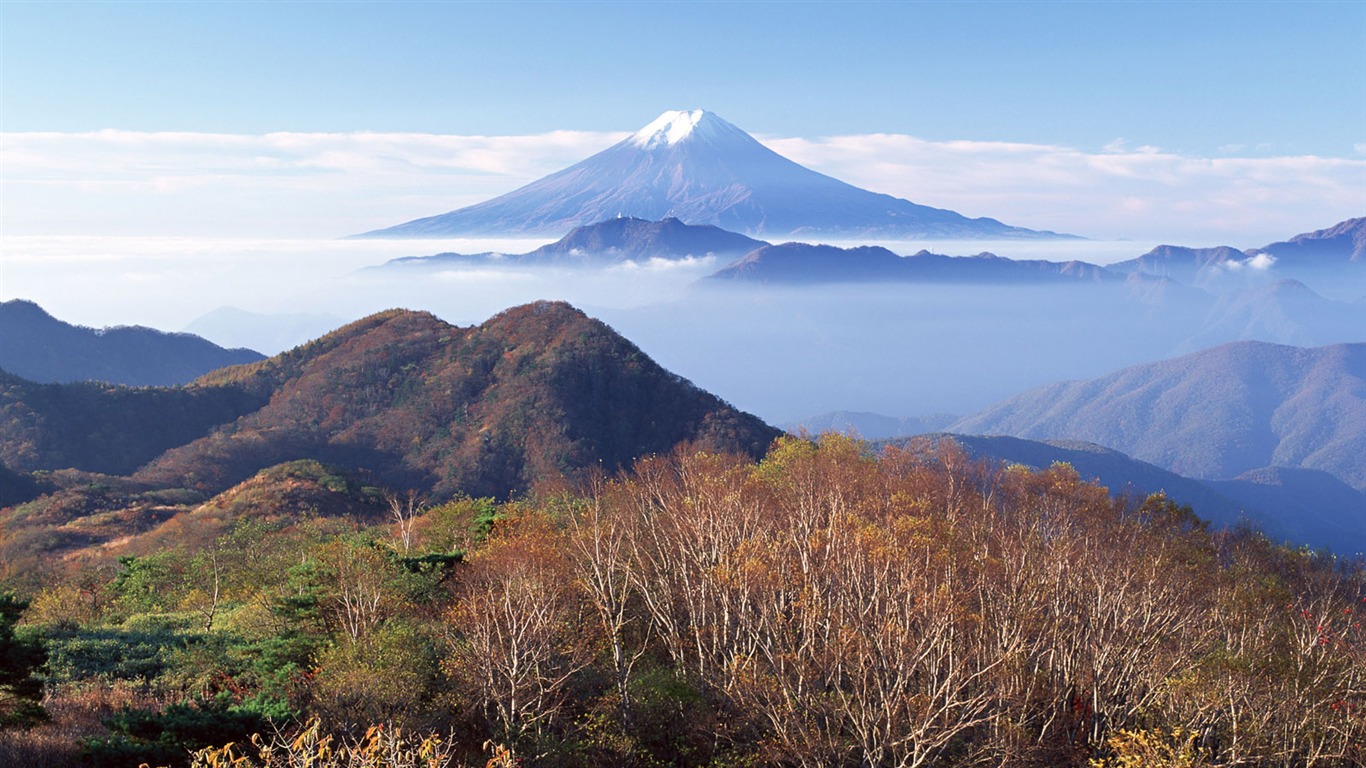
left=359, top=110, right=1072, bottom=240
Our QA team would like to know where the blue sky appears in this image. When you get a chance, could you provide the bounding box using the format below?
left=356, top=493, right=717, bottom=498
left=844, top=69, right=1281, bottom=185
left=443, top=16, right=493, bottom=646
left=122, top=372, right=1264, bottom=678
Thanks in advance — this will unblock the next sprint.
left=1, top=1, right=1363, bottom=244
left=4, top=0, right=1362, bottom=155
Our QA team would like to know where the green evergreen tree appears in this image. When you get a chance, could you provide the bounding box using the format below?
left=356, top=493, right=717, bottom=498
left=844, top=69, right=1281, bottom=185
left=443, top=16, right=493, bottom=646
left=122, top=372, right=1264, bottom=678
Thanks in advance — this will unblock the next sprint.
left=0, top=593, right=48, bottom=729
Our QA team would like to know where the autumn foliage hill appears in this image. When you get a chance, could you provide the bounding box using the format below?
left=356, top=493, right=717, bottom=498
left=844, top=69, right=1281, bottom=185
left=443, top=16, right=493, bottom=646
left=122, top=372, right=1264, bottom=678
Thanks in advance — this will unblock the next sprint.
left=6, top=301, right=776, bottom=502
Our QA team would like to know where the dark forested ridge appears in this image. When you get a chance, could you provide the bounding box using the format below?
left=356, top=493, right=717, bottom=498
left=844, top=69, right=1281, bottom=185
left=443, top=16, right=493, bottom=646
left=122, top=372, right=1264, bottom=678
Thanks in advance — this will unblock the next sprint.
left=0, top=369, right=268, bottom=476
left=0, top=299, right=264, bottom=386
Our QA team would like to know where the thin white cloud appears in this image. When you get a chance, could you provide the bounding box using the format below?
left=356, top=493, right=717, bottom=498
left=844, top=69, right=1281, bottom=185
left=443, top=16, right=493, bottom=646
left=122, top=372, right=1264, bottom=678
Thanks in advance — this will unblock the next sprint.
left=0, top=130, right=625, bottom=237
left=1215, top=252, right=1278, bottom=273
left=1, top=129, right=1362, bottom=244
left=763, top=134, right=1365, bottom=244
left=610, top=255, right=718, bottom=273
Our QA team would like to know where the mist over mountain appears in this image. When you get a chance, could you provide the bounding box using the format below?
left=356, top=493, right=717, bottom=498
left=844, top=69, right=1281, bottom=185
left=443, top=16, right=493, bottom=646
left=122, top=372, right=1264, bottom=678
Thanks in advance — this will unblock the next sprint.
left=1176, top=279, right=1365, bottom=353
left=951, top=340, right=1366, bottom=490
left=359, top=110, right=1071, bottom=240
left=184, top=306, right=345, bottom=357
left=0, top=299, right=264, bottom=386
left=589, top=267, right=1358, bottom=425
left=784, top=411, right=959, bottom=440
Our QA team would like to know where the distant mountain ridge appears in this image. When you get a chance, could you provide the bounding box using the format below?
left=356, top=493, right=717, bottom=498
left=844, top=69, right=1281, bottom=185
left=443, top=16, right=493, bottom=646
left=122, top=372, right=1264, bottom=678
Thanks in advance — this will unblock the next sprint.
left=1110, top=217, right=1364, bottom=296
left=951, top=340, right=1366, bottom=490
left=383, top=216, right=766, bottom=269
left=360, top=109, right=1072, bottom=240
left=785, top=411, right=959, bottom=440
left=706, top=243, right=1118, bottom=284
left=0, top=299, right=264, bottom=386
left=1253, top=216, right=1365, bottom=263
left=381, top=218, right=1104, bottom=283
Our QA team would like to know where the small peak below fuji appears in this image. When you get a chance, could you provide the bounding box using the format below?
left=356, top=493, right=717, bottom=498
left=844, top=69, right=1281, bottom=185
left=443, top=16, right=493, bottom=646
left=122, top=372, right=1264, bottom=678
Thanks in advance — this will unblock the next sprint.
left=631, top=109, right=727, bottom=149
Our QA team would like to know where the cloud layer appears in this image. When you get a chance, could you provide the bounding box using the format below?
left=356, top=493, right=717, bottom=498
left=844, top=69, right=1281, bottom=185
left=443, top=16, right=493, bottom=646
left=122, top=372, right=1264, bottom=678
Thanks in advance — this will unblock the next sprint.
left=3, top=129, right=1362, bottom=244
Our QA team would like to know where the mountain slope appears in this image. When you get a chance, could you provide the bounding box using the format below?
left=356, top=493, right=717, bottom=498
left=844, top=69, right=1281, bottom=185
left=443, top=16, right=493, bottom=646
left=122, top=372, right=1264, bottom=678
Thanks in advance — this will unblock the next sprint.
left=359, top=110, right=1067, bottom=240
left=950, top=341, right=1366, bottom=489
left=0, top=300, right=265, bottom=386
left=0, top=369, right=267, bottom=476
left=132, top=301, right=779, bottom=499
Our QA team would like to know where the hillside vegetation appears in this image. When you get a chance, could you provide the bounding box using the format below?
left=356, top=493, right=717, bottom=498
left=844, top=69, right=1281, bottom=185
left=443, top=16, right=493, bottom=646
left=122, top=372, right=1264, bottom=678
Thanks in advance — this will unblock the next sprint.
left=0, top=302, right=777, bottom=508
left=0, top=436, right=1360, bottom=768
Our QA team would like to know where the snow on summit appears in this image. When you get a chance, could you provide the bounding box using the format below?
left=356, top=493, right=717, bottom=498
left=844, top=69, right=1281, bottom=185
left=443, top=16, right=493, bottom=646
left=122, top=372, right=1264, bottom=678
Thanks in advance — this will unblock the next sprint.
left=359, top=108, right=1067, bottom=239
left=632, top=109, right=712, bottom=149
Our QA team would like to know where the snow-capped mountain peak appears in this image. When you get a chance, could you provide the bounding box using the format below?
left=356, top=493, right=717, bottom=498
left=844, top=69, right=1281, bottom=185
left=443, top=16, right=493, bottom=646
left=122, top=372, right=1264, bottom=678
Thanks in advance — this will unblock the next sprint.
left=631, top=109, right=714, bottom=149
left=360, top=109, right=1066, bottom=239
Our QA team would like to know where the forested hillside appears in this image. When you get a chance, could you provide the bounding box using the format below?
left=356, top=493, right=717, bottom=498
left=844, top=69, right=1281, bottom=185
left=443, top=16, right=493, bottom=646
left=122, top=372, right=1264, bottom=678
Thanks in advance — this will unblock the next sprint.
left=0, top=301, right=777, bottom=507
left=0, top=437, right=1360, bottom=767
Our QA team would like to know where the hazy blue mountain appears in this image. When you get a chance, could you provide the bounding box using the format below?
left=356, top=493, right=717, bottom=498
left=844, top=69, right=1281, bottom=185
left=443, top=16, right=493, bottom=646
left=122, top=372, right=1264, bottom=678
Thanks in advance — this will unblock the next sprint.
left=1176, top=279, right=1366, bottom=353
left=381, top=216, right=767, bottom=269
left=1207, top=467, right=1366, bottom=556
left=1110, top=217, right=1365, bottom=298
left=706, top=243, right=1117, bottom=284
left=184, top=306, right=345, bottom=356
left=785, top=411, right=959, bottom=440
left=951, top=341, right=1366, bottom=490
left=1109, top=244, right=1249, bottom=287
left=359, top=110, right=1072, bottom=240
left=892, top=434, right=1364, bottom=556
left=1254, top=216, right=1365, bottom=264
left=0, top=299, right=264, bottom=387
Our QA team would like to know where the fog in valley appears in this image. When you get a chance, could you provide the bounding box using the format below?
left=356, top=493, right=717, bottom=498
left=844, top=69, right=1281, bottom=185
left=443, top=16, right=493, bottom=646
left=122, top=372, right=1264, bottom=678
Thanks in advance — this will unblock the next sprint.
left=7, top=233, right=1359, bottom=425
